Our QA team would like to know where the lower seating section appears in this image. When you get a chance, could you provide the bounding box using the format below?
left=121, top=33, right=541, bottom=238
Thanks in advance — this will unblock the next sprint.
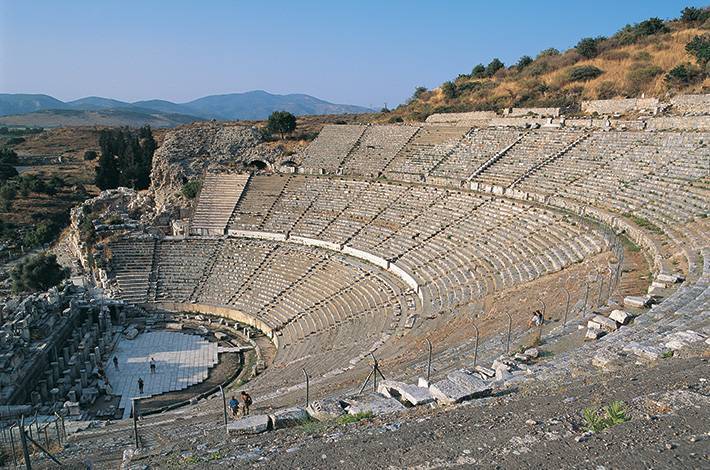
left=384, top=125, right=470, bottom=179
left=108, top=238, right=156, bottom=303
left=109, top=237, right=407, bottom=385
left=301, top=124, right=366, bottom=173
left=190, top=173, right=249, bottom=235
left=341, top=125, right=419, bottom=176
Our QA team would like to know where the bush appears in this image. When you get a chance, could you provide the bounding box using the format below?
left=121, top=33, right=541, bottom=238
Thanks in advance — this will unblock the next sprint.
left=665, top=64, right=704, bottom=86
left=22, top=221, right=59, bottom=247
left=537, top=48, right=560, bottom=59
left=568, top=65, right=604, bottom=82
left=485, top=58, right=505, bottom=77
left=686, top=35, right=710, bottom=66
left=181, top=180, right=202, bottom=199
left=83, top=150, right=97, bottom=161
left=526, top=61, right=551, bottom=76
left=681, top=6, right=710, bottom=24
left=471, top=64, right=486, bottom=78
left=0, top=164, right=18, bottom=183
left=11, top=253, right=69, bottom=293
left=516, top=55, right=533, bottom=70
left=411, top=86, right=428, bottom=101
left=441, top=81, right=457, bottom=99
left=0, top=148, right=18, bottom=165
left=576, top=37, right=605, bottom=59
left=0, top=182, right=16, bottom=210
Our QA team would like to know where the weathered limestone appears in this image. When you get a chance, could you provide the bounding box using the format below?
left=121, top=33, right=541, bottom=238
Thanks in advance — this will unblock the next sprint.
left=588, top=315, right=618, bottom=332
left=307, top=398, right=346, bottom=420
left=624, top=296, right=651, bottom=309
left=609, top=310, right=632, bottom=325
left=269, top=407, right=310, bottom=429
left=377, top=380, right=435, bottom=406
left=227, top=415, right=271, bottom=434
left=344, top=393, right=406, bottom=415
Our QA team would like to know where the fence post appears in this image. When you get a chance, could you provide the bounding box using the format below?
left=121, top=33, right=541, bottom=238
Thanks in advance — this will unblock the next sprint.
left=425, top=339, right=432, bottom=384
left=9, top=424, right=18, bottom=468
left=582, top=282, right=590, bottom=313
left=302, top=368, right=309, bottom=408
left=220, top=385, right=228, bottom=427
left=472, top=323, right=479, bottom=368
left=19, top=418, right=31, bottom=470
left=504, top=311, right=512, bottom=354
left=561, top=286, right=570, bottom=329
left=132, top=399, right=140, bottom=449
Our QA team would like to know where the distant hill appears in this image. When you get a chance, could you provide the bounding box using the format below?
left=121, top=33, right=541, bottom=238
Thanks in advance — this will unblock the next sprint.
left=0, top=108, right=202, bottom=128
left=0, top=90, right=373, bottom=126
left=386, top=7, right=710, bottom=122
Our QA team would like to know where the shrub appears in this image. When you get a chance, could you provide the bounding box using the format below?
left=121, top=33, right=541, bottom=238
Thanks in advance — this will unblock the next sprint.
left=412, top=86, right=428, bottom=101
left=665, top=64, right=704, bottom=86
left=680, top=7, right=710, bottom=24
left=537, top=48, right=560, bottom=59
left=0, top=148, right=18, bottom=165
left=181, top=180, right=202, bottom=199
left=83, top=150, right=97, bottom=161
left=526, top=61, right=550, bottom=77
left=633, top=51, right=652, bottom=62
left=0, top=164, right=18, bottom=183
left=0, top=182, right=16, bottom=210
left=441, top=81, right=457, bottom=99
left=516, top=55, right=533, bottom=70
left=11, top=253, right=69, bottom=293
left=485, top=58, right=505, bottom=77
left=576, top=37, right=605, bottom=59
left=471, top=64, right=486, bottom=78
left=686, top=35, right=710, bottom=66
left=568, top=65, right=604, bottom=82
left=6, top=137, right=24, bottom=145
left=336, top=411, right=373, bottom=425
left=22, top=221, right=59, bottom=247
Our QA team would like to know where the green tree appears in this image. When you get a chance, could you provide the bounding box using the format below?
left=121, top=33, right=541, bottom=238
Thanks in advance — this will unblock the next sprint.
left=0, top=182, right=16, bottom=210
left=537, top=48, right=560, bottom=59
left=636, top=17, right=668, bottom=36
left=485, top=58, right=504, bottom=77
left=412, top=86, right=428, bottom=100
left=471, top=64, right=486, bottom=78
left=0, top=148, right=18, bottom=165
left=181, top=180, right=202, bottom=199
left=83, top=150, right=97, bottom=161
left=516, top=55, right=533, bottom=70
left=681, top=7, right=709, bottom=24
left=686, top=35, right=710, bottom=66
left=267, top=111, right=297, bottom=139
left=568, top=65, right=604, bottom=82
left=11, top=253, right=68, bottom=293
left=0, top=164, right=18, bottom=183
left=441, top=81, right=457, bottom=99
left=576, top=37, right=604, bottom=59
left=665, top=64, right=703, bottom=86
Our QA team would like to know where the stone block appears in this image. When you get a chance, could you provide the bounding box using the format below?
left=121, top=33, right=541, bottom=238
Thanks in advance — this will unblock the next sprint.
left=227, top=415, right=270, bottom=434
left=307, top=397, right=346, bottom=420
left=624, top=296, right=650, bottom=308
left=446, top=370, right=492, bottom=398
left=123, top=327, right=139, bottom=340
left=430, top=379, right=472, bottom=404
left=609, top=310, right=632, bottom=325
left=656, top=273, right=683, bottom=284
left=377, top=380, right=435, bottom=406
left=269, top=407, right=310, bottom=429
left=589, top=315, right=618, bottom=332
left=664, top=330, right=706, bottom=351
left=623, top=342, right=662, bottom=362
left=523, top=348, right=539, bottom=359
left=585, top=328, right=606, bottom=341
left=474, top=365, right=496, bottom=378
left=344, top=392, right=406, bottom=415
left=417, top=377, right=430, bottom=388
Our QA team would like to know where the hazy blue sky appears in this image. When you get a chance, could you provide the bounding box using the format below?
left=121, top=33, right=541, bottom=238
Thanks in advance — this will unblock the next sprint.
left=0, top=1, right=706, bottom=107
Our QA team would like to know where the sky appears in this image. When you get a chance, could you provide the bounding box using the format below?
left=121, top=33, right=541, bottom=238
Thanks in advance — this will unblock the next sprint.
left=0, top=1, right=706, bottom=108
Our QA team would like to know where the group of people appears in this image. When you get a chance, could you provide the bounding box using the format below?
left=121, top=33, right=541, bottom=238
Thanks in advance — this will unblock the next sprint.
left=228, top=391, right=253, bottom=418
left=111, top=355, right=158, bottom=395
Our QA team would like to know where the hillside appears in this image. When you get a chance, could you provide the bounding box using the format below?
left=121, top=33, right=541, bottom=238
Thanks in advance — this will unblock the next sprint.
left=0, top=90, right=373, bottom=124
left=387, top=8, right=710, bottom=121
left=0, top=108, right=203, bottom=128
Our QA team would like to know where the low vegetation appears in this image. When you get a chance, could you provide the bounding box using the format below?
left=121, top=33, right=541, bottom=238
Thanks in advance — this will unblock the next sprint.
left=10, top=253, right=69, bottom=293
left=181, top=179, right=202, bottom=199
left=336, top=411, right=373, bottom=425
left=384, top=7, right=710, bottom=122
left=582, top=401, right=629, bottom=433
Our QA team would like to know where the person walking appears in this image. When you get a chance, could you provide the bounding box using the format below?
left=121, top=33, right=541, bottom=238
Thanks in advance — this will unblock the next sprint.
left=149, top=357, right=156, bottom=374
left=113, top=356, right=119, bottom=369
left=240, top=391, right=252, bottom=417
left=138, top=377, right=144, bottom=394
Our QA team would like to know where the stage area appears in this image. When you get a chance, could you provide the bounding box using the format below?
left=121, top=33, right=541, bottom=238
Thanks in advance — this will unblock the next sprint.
left=105, top=331, right=219, bottom=419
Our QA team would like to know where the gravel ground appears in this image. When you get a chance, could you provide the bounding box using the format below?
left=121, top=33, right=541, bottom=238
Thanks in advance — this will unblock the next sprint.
left=105, top=356, right=709, bottom=469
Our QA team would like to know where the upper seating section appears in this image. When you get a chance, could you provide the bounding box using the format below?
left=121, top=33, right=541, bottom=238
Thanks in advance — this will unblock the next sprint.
left=384, top=125, right=470, bottom=179
left=190, top=173, right=250, bottom=235
left=301, top=124, right=366, bottom=173
left=341, top=125, right=419, bottom=176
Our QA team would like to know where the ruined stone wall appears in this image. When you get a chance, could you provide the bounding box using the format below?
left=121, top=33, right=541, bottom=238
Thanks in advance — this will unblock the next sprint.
left=645, top=115, right=710, bottom=130
left=581, top=98, right=659, bottom=114
left=505, top=107, right=560, bottom=117
left=669, top=94, right=710, bottom=115
left=425, top=111, right=497, bottom=123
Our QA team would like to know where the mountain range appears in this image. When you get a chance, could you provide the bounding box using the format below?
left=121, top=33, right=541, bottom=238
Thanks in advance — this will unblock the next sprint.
left=0, top=91, right=372, bottom=127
